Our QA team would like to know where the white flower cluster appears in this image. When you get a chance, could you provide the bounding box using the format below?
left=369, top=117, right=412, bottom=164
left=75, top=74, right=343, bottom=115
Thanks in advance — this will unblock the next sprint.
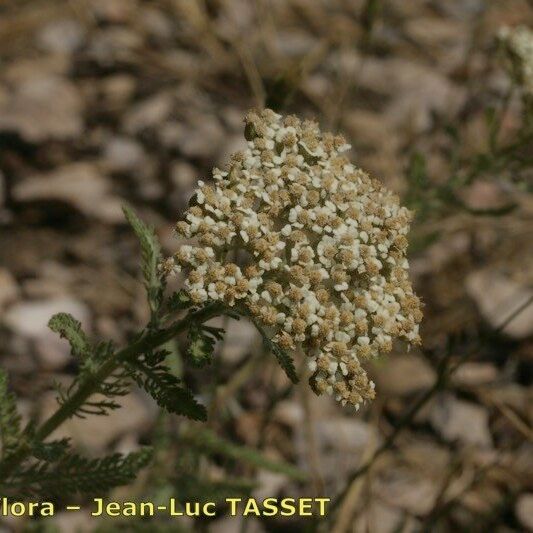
left=168, top=109, right=422, bottom=409
left=499, top=25, right=533, bottom=96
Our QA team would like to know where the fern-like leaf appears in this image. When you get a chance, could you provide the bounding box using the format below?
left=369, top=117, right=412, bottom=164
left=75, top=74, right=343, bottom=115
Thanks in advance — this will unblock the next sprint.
left=13, top=448, right=153, bottom=498
left=251, top=320, right=298, bottom=384
left=234, top=306, right=298, bottom=383
left=48, top=318, right=130, bottom=418
left=32, top=438, right=71, bottom=462
left=187, top=325, right=224, bottom=368
left=48, top=313, right=91, bottom=360
left=123, top=205, right=164, bottom=318
left=166, top=290, right=193, bottom=313
left=269, top=340, right=298, bottom=384
left=132, top=361, right=206, bottom=421
left=0, top=369, right=22, bottom=459
left=56, top=360, right=131, bottom=419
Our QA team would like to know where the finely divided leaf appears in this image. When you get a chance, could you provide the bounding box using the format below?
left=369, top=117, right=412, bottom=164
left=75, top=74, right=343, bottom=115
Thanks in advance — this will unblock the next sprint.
left=0, top=369, right=22, bottom=458
left=187, top=326, right=224, bottom=368
left=188, top=333, right=213, bottom=367
left=132, top=362, right=207, bottom=421
left=170, top=385, right=207, bottom=422
left=252, top=320, right=298, bottom=384
left=123, top=205, right=164, bottom=316
left=16, top=448, right=153, bottom=497
left=32, top=438, right=71, bottom=462
left=48, top=313, right=91, bottom=360
left=269, top=340, right=299, bottom=384
left=166, top=290, right=193, bottom=312
left=237, top=309, right=298, bottom=384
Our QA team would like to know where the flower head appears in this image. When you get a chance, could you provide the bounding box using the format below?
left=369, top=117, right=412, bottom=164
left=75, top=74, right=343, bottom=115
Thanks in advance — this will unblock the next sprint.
left=499, top=25, right=533, bottom=96
left=169, top=109, right=422, bottom=409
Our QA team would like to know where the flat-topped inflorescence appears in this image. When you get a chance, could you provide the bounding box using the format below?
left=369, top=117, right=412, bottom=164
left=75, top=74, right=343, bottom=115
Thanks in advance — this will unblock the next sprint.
left=167, top=109, right=422, bottom=409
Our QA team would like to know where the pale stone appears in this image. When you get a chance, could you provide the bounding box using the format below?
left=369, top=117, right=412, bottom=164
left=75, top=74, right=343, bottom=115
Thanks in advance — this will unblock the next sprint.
left=516, top=493, right=533, bottom=531
left=430, top=394, right=493, bottom=447
left=13, top=163, right=124, bottom=223
left=467, top=269, right=533, bottom=339
left=0, top=76, right=83, bottom=142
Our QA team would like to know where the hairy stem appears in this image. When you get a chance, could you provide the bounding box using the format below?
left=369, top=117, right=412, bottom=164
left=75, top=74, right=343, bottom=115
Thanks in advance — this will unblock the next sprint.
left=0, top=302, right=223, bottom=483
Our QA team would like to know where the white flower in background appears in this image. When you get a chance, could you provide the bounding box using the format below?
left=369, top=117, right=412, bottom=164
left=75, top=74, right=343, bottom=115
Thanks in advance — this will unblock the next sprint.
left=499, top=25, right=533, bottom=96
left=168, top=109, right=422, bottom=409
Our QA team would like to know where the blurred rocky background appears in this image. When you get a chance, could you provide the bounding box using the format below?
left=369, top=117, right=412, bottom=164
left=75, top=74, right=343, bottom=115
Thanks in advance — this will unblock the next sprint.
left=0, top=0, right=532, bottom=531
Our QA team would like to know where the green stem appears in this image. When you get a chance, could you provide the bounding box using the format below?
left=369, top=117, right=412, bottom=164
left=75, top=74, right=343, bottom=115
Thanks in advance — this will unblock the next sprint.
left=0, top=302, right=223, bottom=482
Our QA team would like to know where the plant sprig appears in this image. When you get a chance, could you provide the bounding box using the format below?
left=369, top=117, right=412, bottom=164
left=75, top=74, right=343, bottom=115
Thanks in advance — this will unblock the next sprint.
left=0, top=206, right=301, bottom=500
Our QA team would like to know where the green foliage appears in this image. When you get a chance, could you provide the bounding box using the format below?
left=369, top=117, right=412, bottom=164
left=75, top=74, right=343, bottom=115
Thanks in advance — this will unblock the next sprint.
left=12, top=448, right=152, bottom=498
left=48, top=313, right=91, bottom=360
left=166, top=290, right=192, bottom=313
left=269, top=340, right=299, bottom=384
left=404, top=78, right=530, bottom=234
left=0, top=369, right=22, bottom=459
left=406, top=151, right=429, bottom=190
left=251, top=319, right=298, bottom=384
left=239, top=305, right=299, bottom=384
left=187, top=324, right=225, bottom=367
left=55, top=366, right=131, bottom=419
left=0, top=206, right=309, bottom=504
left=47, top=315, right=131, bottom=418
left=32, top=439, right=71, bottom=462
left=0, top=208, right=228, bottom=501
left=123, top=205, right=165, bottom=321
left=131, top=354, right=207, bottom=421
left=183, top=427, right=307, bottom=481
